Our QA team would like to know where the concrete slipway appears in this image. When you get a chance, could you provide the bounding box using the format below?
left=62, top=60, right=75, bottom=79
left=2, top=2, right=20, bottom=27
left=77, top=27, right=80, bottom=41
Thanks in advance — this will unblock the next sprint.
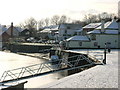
left=41, top=49, right=119, bottom=88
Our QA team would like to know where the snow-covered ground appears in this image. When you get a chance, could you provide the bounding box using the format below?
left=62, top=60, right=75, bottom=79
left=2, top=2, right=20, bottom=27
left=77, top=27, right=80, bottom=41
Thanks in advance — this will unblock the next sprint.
left=41, top=49, right=118, bottom=88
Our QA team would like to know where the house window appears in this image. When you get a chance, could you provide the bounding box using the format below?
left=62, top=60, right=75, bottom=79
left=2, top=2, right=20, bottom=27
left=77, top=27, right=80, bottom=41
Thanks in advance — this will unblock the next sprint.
left=64, top=37, right=67, bottom=39
left=106, top=42, right=111, bottom=48
left=67, top=26, right=70, bottom=29
left=51, top=32, right=55, bottom=36
left=91, top=34, right=96, bottom=40
left=94, top=42, right=98, bottom=46
left=107, top=42, right=111, bottom=44
left=65, top=30, right=67, bottom=34
left=74, top=32, right=77, bottom=36
left=26, top=32, right=30, bottom=35
left=79, top=42, right=82, bottom=46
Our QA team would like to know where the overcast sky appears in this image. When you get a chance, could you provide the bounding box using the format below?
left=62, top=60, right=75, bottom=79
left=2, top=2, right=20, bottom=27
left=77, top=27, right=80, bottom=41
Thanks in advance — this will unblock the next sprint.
left=0, top=0, right=119, bottom=25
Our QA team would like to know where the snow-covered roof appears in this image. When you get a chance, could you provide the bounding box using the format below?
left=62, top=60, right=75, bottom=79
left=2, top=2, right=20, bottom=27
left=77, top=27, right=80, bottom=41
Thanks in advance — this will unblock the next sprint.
left=7, top=26, right=23, bottom=32
left=40, top=25, right=59, bottom=33
left=88, top=20, right=119, bottom=34
left=83, top=23, right=101, bottom=29
left=40, top=29, right=52, bottom=33
left=55, top=31, right=59, bottom=34
left=43, top=25, right=59, bottom=30
left=88, top=30, right=118, bottom=34
left=0, top=25, right=7, bottom=35
left=75, top=29, right=83, bottom=32
left=96, top=20, right=118, bottom=30
left=0, top=24, right=23, bottom=36
left=50, top=25, right=59, bottom=29
left=66, top=36, right=90, bottom=41
left=14, top=27, right=23, bottom=32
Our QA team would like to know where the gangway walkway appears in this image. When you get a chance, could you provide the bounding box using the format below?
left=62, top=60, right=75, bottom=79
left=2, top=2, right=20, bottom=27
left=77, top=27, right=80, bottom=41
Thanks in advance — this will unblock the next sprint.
left=0, top=54, right=103, bottom=84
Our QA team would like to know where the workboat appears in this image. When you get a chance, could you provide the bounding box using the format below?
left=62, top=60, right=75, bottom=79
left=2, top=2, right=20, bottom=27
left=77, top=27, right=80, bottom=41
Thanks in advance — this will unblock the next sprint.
left=50, top=55, right=59, bottom=64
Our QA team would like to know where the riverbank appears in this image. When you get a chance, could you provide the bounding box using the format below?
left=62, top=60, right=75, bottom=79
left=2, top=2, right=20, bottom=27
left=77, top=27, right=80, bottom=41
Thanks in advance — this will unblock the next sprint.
left=41, top=49, right=118, bottom=88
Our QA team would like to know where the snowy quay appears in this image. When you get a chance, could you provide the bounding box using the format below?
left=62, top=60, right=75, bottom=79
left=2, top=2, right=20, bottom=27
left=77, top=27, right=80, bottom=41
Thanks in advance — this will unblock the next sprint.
left=41, top=49, right=118, bottom=88
left=0, top=49, right=118, bottom=89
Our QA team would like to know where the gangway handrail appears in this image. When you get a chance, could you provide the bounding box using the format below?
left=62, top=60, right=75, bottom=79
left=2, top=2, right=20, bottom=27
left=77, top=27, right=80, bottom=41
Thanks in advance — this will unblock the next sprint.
left=87, top=50, right=104, bottom=61
left=0, top=54, right=101, bottom=83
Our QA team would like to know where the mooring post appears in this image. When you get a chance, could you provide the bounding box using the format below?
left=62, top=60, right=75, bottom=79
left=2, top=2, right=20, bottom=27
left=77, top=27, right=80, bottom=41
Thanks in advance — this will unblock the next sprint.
left=103, top=43, right=107, bottom=64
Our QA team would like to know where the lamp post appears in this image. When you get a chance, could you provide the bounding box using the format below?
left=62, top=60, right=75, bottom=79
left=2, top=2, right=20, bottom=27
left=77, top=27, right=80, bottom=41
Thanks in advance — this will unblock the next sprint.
left=103, top=43, right=107, bottom=64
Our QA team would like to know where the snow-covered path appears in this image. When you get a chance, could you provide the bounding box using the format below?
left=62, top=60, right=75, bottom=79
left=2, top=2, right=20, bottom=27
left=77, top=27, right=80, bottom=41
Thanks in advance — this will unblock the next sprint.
left=41, top=49, right=118, bottom=88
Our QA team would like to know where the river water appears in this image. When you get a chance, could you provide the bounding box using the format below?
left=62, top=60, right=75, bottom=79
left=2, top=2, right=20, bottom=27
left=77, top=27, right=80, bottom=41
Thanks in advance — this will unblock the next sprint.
left=0, top=51, right=65, bottom=88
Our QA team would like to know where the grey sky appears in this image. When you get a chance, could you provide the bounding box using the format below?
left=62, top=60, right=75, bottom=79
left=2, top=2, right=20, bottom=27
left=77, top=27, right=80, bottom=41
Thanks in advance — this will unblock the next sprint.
left=0, top=0, right=119, bottom=25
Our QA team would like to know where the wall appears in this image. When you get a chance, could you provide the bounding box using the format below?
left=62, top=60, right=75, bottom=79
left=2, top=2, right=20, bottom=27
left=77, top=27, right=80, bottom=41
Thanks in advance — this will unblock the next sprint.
left=66, top=34, right=119, bottom=49
left=0, top=36, right=2, bottom=50
left=66, top=41, right=91, bottom=49
left=59, top=24, right=82, bottom=40
left=90, top=34, right=119, bottom=48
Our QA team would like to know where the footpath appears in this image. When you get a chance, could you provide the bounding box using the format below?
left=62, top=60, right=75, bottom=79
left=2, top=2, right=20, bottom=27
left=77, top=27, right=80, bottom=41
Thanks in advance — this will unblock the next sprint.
left=41, top=49, right=118, bottom=88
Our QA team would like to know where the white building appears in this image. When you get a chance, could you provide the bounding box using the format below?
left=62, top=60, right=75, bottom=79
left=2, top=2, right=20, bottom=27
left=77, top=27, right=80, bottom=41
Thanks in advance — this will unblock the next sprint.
left=58, top=23, right=82, bottom=41
left=65, top=19, right=120, bottom=49
left=66, top=36, right=90, bottom=49
left=39, top=25, right=59, bottom=40
left=88, top=19, right=119, bottom=48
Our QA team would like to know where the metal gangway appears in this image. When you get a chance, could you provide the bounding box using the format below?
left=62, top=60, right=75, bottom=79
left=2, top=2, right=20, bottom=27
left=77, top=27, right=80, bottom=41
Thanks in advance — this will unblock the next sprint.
left=0, top=54, right=102, bottom=84
left=86, top=49, right=104, bottom=61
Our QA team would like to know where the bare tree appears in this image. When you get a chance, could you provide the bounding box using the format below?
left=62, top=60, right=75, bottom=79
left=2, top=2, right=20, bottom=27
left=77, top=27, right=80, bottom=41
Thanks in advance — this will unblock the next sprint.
left=59, top=15, right=67, bottom=24
left=38, top=19, right=45, bottom=29
left=98, top=12, right=114, bottom=21
left=19, top=17, right=37, bottom=37
left=83, top=12, right=115, bottom=24
left=19, top=23, right=26, bottom=29
left=83, top=14, right=98, bottom=24
left=44, top=18, right=50, bottom=26
left=24, top=17, right=37, bottom=29
left=51, top=15, right=60, bottom=25
left=72, top=20, right=86, bottom=26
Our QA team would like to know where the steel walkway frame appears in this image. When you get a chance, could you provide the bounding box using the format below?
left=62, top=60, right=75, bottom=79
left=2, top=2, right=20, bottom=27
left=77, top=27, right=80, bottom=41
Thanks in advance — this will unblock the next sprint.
left=0, top=54, right=102, bottom=84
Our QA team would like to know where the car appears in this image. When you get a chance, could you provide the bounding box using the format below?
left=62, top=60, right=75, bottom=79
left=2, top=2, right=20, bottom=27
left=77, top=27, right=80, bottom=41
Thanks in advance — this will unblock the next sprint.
left=26, top=37, right=36, bottom=43
left=37, top=40, right=43, bottom=43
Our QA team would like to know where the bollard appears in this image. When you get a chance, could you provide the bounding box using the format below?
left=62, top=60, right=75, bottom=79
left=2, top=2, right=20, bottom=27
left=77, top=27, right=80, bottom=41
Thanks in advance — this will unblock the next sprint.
left=103, top=43, right=106, bottom=64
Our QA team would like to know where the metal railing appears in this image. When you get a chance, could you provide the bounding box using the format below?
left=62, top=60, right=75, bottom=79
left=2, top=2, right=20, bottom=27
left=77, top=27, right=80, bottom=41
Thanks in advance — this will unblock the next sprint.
left=0, top=54, right=96, bottom=83
left=86, top=49, right=104, bottom=61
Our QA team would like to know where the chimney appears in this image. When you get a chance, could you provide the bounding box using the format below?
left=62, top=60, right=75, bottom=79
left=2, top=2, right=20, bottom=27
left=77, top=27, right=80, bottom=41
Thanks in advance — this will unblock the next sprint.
left=100, top=19, right=105, bottom=33
left=11, top=22, right=13, bottom=38
left=112, top=16, right=117, bottom=22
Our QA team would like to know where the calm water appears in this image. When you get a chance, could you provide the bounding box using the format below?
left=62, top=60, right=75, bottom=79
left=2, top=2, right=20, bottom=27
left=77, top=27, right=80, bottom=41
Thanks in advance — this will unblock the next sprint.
left=0, top=51, right=65, bottom=88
